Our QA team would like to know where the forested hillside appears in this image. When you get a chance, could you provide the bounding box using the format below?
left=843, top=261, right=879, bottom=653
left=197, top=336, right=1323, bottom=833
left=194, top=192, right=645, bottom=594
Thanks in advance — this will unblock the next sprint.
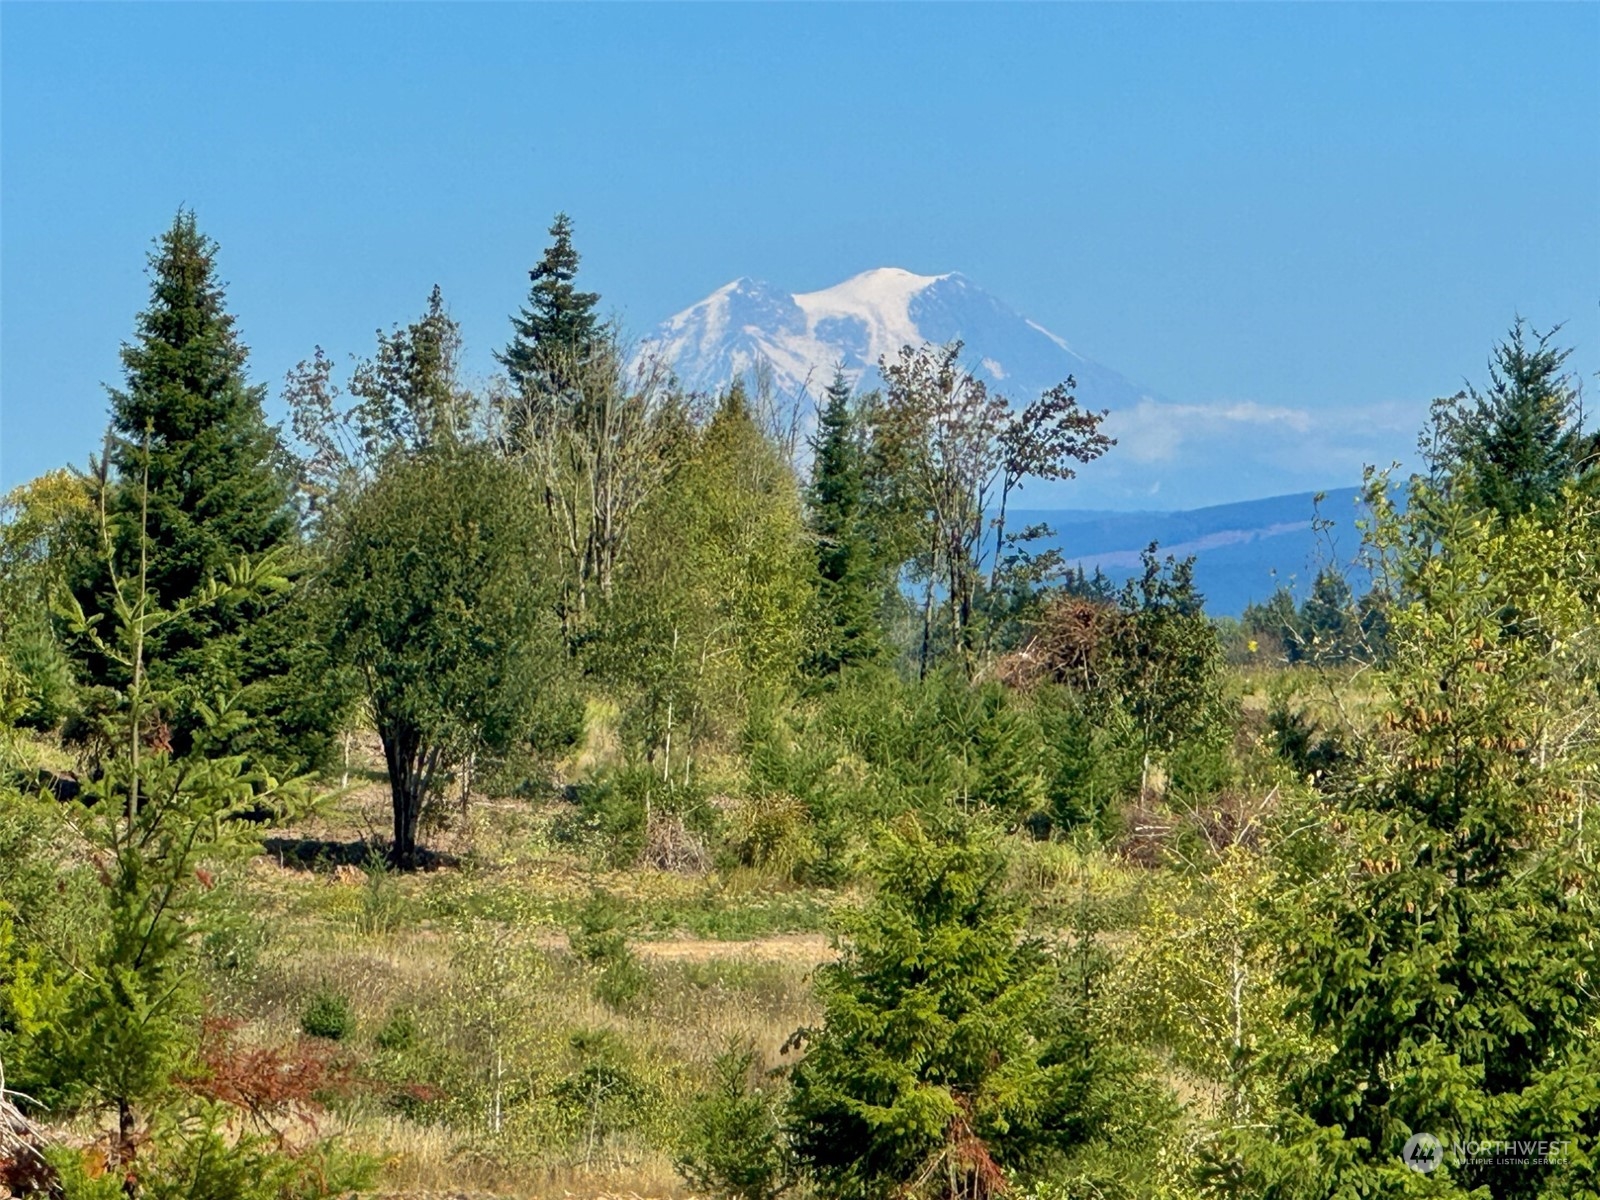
left=2, top=212, right=1597, bottom=1200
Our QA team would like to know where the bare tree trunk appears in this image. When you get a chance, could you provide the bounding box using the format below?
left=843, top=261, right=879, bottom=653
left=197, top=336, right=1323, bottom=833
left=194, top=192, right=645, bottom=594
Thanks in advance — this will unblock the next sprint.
left=117, top=1096, right=138, bottom=1194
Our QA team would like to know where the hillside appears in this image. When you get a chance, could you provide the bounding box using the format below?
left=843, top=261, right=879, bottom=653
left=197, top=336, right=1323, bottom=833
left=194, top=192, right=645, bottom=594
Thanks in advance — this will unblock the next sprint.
left=1016, top=485, right=1371, bottom=614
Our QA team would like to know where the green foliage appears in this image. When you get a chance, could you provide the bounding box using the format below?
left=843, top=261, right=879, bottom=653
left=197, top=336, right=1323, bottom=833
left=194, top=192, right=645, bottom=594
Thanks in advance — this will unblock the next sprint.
left=552, top=1029, right=662, bottom=1163
left=324, top=443, right=568, bottom=866
left=354, top=857, right=408, bottom=936
left=1240, top=586, right=1301, bottom=661
left=870, top=342, right=1111, bottom=675
left=498, top=211, right=602, bottom=402
left=560, top=767, right=713, bottom=870
left=45, top=1103, right=377, bottom=1200
left=569, top=891, right=651, bottom=1010
left=374, top=1009, right=417, bottom=1052
left=298, top=987, right=354, bottom=1041
left=1032, top=688, right=1125, bottom=836
left=43, top=1147, right=127, bottom=1200
left=346, top=284, right=477, bottom=461
left=5, top=502, right=323, bottom=1200
left=447, top=918, right=548, bottom=1137
left=1105, top=548, right=1229, bottom=789
left=1240, top=570, right=1375, bottom=668
left=1213, top=480, right=1600, bottom=1198
left=606, top=382, right=815, bottom=770
left=1294, top=568, right=1362, bottom=664
left=1424, top=319, right=1594, bottom=519
left=1, top=620, right=76, bottom=731
left=678, top=1045, right=794, bottom=1200
left=808, top=370, right=888, bottom=675
left=1, top=470, right=92, bottom=730
left=65, top=211, right=322, bottom=773
left=787, top=821, right=1170, bottom=1199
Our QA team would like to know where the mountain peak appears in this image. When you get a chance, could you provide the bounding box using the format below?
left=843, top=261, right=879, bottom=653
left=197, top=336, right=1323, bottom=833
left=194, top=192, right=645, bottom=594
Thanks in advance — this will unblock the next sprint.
left=639, top=269, right=1162, bottom=421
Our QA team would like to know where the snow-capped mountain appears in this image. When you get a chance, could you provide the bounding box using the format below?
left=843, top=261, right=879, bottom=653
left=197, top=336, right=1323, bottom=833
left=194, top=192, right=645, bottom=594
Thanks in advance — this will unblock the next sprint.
left=638, top=267, right=1163, bottom=414
left=637, top=267, right=1394, bottom=517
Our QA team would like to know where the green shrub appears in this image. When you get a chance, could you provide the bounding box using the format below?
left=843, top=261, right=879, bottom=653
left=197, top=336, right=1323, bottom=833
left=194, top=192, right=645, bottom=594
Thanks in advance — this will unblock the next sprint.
left=552, top=1031, right=662, bottom=1157
left=49, top=1104, right=377, bottom=1200
left=4, top=622, right=76, bottom=732
left=569, top=891, right=652, bottom=1011
left=593, top=955, right=651, bottom=1011
left=787, top=820, right=1174, bottom=1197
left=299, top=987, right=353, bottom=1042
left=374, top=1009, right=416, bottom=1052
left=355, top=858, right=406, bottom=936
left=677, top=1045, right=793, bottom=1200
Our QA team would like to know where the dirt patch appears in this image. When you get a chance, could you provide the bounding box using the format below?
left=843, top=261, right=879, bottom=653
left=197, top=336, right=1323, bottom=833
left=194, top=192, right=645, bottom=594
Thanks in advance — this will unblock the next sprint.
left=632, top=932, right=833, bottom=964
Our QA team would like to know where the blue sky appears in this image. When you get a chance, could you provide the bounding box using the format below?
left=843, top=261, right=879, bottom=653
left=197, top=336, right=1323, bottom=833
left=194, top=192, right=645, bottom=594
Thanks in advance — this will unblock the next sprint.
left=3, top=3, right=1597, bottom=507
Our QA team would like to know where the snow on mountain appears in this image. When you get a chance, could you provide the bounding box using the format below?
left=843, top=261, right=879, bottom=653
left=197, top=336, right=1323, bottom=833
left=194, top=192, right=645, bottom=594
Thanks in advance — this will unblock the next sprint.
left=637, top=267, right=1164, bottom=417
left=636, top=267, right=1382, bottom=518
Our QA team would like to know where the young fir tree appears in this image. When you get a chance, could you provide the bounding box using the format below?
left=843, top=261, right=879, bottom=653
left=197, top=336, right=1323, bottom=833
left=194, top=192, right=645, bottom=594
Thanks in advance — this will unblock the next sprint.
left=1107, top=547, right=1227, bottom=796
left=67, top=212, right=322, bottom=768
left=1295, top=567, right=1362, bottom=664
left=1210, top=480, right=1600, bottom=1200
left=806, top=369, right=884, bottom=675
left=1424, top=320, right=1594, bottom=519
left=497, top=212, right=602, bottom=403
left=786, top=821, right=1175, bottom=1200
left=45, top=487, right=314, bottom=1185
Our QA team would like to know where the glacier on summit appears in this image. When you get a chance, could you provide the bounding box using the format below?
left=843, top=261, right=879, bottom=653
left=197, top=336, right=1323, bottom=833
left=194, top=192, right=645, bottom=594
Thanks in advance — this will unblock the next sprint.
left=635, top=266, right=1399, bottom=520
left=637, top=267, right=1163, bottom=415
left=632, top=268, right=1401, bottom=607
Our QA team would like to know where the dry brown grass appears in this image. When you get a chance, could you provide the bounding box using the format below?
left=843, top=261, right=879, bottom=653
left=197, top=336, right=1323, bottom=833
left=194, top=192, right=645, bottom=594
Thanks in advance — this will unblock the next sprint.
left=215, top=733, right=828, bottom=1198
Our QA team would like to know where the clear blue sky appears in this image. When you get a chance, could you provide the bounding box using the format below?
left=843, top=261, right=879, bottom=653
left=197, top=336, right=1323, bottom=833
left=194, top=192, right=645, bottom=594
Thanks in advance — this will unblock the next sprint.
left=4, top=3, right=1597, bottom=506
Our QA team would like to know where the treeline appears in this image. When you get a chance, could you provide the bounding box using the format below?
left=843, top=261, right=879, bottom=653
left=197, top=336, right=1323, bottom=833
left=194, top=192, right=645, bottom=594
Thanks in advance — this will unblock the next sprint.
left=1, top=211, right=1598, bottom=1199
left=6, top=210, right=1131, bottom=867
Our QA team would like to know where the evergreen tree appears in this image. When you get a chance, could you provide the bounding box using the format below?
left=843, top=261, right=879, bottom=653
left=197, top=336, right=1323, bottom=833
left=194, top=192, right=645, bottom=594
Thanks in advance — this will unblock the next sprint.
left=1241, top=586, right=1301, bottom=661
left=1295, top=567, right=1361, bottom=664
left=1424, top=320, right=1592, bottom=518
left=807, top=369, right=884, bottom=675
left=1212, top=481, right=1600, bottom=1199
left=497, top=212, right=602, bottom=402
left=1107, top=547, right=1226, bottom=795
left=104, top=212, right=293, bottom=602
left=68, top=211, right=314, bottom=767
left=786, top=821, right=1174, bottom=1199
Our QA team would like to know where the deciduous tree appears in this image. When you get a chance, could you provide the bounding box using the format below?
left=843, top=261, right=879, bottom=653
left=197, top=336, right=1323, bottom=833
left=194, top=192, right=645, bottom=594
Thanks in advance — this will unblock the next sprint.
left=324, top=446, right=565, bottom=868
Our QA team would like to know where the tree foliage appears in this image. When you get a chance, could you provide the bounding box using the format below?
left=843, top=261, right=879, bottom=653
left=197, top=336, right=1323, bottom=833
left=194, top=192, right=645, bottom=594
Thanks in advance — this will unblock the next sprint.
left=605, top=382, right=813, bottom=773
left=787, top=821, right=1172, bottom=1200
left=64, top=211, right=331, bottom=773
left=1423, top=319, right=1595, bottom=519
left=872, top=342, right=1110, bottom=675
left=324, top=445, right=566, bottom=867
left=498, top=211, right=603, bottom=408
left=1212, top=479, right=1600, bottom=1199
left=807, top=369, right=888, bottom=675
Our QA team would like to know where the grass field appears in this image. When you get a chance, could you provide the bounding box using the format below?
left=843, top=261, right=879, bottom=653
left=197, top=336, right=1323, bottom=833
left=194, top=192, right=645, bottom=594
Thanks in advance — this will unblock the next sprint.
left=198, top=734, right=1155, bottom=1198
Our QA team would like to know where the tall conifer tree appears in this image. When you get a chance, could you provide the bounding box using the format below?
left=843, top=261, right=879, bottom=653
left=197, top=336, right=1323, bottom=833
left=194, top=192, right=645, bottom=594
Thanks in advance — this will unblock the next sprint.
left=498, top=212, right=602, bottom=399
left=70, top=211, right=307, bottom=762
left=1425, top=320, right=1593, bottom=518
left=807, top=369, right=883, bottom=674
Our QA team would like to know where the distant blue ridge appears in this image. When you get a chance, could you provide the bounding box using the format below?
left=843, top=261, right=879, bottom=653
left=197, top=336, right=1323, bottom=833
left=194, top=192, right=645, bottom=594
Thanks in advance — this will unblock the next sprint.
left=1009, top=485, right=1373, bottom=616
